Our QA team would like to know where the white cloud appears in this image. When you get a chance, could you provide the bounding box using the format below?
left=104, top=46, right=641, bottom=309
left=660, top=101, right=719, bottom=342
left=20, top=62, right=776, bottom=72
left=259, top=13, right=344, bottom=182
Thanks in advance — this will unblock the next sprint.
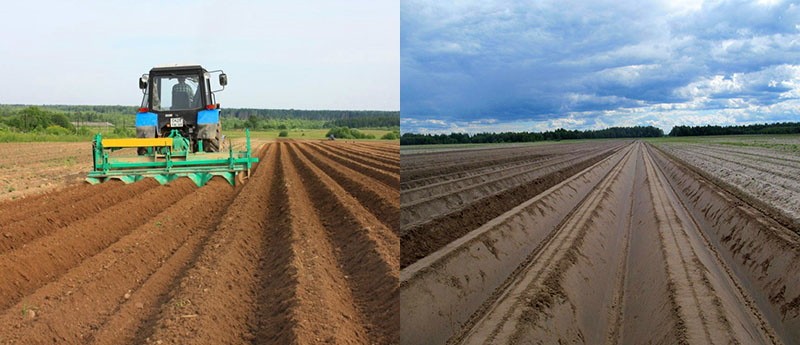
left=662, top=0, right=705, bottom=15
left=756, top=0, right=783, bottom=7
left=594, top=64, right=662, bottom=86
left=675, top=74, right=744, bottom=98
left=549, top=116, right=586, bottom=129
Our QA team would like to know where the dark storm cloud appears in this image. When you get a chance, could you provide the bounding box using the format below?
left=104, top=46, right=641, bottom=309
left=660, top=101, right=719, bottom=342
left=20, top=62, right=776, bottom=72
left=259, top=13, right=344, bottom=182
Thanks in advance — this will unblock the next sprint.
left=402, top=0, right=800, bottom=133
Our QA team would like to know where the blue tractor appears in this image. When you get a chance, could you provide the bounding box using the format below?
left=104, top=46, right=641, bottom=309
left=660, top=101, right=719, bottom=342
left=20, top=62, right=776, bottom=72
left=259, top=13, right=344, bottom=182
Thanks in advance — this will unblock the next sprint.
left=135, top=64, right=228, bottom=153
left=86, top=64, right=258, bottom=187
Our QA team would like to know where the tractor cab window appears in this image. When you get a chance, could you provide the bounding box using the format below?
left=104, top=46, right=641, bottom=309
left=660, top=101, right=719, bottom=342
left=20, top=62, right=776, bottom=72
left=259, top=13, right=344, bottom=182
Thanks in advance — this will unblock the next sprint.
left=151, top=75, right=200, bottom=111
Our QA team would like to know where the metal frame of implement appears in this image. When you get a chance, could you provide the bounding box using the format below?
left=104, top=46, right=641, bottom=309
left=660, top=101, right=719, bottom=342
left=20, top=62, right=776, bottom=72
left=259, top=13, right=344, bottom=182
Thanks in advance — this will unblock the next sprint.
left=87, top=129, right=259, bottom=186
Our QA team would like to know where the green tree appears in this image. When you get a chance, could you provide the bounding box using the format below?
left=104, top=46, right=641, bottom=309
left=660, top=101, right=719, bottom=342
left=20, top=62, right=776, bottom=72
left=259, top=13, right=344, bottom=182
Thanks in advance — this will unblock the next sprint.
left=245, top=116, right=261, bottom=130
left=381, top=131, right=399, bottom=140
left=15, top=106, right=51, bottom=131
left=50, top=113, right=75, bottom=131
left=326, top=126, right=375, bottom=139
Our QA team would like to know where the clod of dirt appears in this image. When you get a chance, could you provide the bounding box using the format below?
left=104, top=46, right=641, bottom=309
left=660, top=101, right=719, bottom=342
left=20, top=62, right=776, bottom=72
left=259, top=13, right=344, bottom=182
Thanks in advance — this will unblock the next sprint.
left=26, top=309, right=35, bottom=319
left=123, top=292, right=131, bottom=300
left=3, top=233, right=11, bottom=238
left=135, top=302, right=144, bottom=309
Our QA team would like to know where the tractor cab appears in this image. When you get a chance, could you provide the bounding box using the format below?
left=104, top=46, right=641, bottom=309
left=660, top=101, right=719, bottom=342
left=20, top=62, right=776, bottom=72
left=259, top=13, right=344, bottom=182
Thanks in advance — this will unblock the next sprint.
left=136, top=64, right=228, bottom=153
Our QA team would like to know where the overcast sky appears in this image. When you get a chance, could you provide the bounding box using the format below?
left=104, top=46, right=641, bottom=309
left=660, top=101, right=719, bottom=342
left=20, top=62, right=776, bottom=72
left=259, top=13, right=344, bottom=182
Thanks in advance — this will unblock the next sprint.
left=401, top=0, right=800, bottom=133
left=0, top=1, right=398, bottom=110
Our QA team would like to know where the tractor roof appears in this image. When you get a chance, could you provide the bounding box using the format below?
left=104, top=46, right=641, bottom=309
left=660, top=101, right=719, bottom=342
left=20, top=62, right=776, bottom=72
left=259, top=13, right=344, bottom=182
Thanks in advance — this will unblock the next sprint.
left=150, top=64, right=206, bottom=73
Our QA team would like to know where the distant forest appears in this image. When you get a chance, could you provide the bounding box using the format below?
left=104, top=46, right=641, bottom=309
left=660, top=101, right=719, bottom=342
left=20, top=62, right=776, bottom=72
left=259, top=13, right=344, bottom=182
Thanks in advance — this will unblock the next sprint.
left=400, top=126, right=664, bottom=145
left=669, top=122, right=800, bottom=136
left=0, top=104, right=399, bottom=129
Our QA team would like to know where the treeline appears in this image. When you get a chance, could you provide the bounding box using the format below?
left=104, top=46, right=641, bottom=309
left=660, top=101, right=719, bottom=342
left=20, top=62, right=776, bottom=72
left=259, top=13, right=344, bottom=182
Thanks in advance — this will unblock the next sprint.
left=326, top=115, right=399, bottom=128
left=0, top=106, right=75, bottom=132
left=400, top=126, right=664, bottom=145
left=223, top=108, right=398, bottom=123
left=669, top=122, right=800, bottom=136
left=0, top=104, right=134, bottom=127
left=223, top=117, right=327, bottom=130
left=323, top=127, right=400, bottom=140
left=0, top=104, right=399, bottom=129
left=0, top=106, right=135, bottom=137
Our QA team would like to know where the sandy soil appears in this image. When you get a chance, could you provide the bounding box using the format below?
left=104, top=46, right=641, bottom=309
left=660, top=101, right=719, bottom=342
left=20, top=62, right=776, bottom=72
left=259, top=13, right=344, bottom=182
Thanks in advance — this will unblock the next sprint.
left=0, top=140, right=399, bottom=345
left=401, top=141, right=799, bottom=345
left=658, top=143, right=800, bottom=229
left=400, top=141, right=627, bottom=268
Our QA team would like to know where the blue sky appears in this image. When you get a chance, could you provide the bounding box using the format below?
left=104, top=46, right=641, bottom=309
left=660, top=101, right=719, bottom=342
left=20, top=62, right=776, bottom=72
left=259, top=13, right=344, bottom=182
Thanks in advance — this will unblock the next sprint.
left=0, top=1, right=398, bottom=110
left=401, top=0, right=800, bottom=133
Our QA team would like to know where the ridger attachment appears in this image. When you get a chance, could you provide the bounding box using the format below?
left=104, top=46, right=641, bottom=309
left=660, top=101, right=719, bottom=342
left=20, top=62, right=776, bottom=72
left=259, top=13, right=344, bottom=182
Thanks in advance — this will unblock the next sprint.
left=87, top=129, right=258, bottom=187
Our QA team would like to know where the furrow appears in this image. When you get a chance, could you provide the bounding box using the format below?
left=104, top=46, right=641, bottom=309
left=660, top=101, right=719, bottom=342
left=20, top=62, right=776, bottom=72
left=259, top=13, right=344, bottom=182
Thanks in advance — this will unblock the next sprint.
left=677, top=147, right=800, bottom=193
left=697, top=145, right=800, bottom=170
left=0, top=179, right=235, bottom=344
left=400, top=154, right=552, bottom=191
left=0, top=179, right=159, bottom=254
left=0, top=178, right=197, bottom=312
left=313, top=141, right=400, bottom=171
left=0, top=182, right=112, bottom=225
left=400, top=142, right=621, bottom=182
left=401, top=147, right=615, bottom=268
left=295, top=143, right=399, bottom=233
left=278, top=142, right=371, bottom=344
left=464, top=143, right=636, bottom=344
left=650, top=144, right=798, bottom=343
left=352, top=142, right=399, bottom=156
left=401, top=153, right=576, bottom=206
left=288, top=142, right=399, bottom=343
left=400, top=140, right=798, bottom=344
left=643, top=144, right=776, bottom=344
left=142, top=143, right=280, bottom=345
left=311, top=141, right=400, bottom=188
left=400, top=144, right=631, bottom=345
left=401, top=151, right=549, bottom=182
left=702, top=144, right=800, bottom=165
left=317, top=142, right=399, bottom=171
left=335, top=142, right=400, bottom=165
left=400, top=147, right=615, bottom=233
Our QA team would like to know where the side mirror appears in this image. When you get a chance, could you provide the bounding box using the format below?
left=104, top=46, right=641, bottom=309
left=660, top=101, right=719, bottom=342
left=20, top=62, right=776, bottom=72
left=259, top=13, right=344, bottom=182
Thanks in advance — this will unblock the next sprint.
left=139, top=77, right=148, bottom=90
left=219, top=73, right=228, bottom=86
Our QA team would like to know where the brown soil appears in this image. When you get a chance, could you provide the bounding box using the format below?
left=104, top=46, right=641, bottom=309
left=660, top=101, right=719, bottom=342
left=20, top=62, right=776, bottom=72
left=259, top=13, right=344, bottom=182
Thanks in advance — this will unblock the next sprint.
left=0, top=142, right=92, bottom=201
left=401, top=141, right=799, bottom=345
left=308, top=142, right=400, bottom=188
left=0, top=140, right=399, bottom=345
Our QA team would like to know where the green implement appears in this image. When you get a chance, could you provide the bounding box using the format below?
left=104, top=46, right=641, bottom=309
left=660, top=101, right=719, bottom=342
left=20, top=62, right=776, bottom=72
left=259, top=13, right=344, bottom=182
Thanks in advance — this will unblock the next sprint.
left=87, top=129, right=259, bottom=187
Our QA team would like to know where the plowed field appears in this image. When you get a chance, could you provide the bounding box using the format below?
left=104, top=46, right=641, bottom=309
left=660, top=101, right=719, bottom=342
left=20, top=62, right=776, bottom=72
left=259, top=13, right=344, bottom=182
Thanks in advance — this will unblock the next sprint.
left=657, top=142, right=800, bottom=231
left=400, top=141, right=628, bottom=268
left=0, top=140, right=399, bottom=345
left=401, top=141, right=800, bottom=345
left=0, top=142, right=92, bottom=201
